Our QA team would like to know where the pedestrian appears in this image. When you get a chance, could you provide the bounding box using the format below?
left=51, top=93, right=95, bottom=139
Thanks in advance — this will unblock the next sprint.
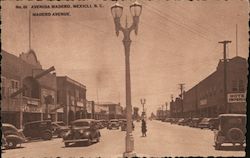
left=141, top=118, right=147, bottom=137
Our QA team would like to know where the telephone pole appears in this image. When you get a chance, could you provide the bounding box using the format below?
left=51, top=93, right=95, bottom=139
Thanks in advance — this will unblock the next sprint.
left=178, top=83, right=185, bottom=117
left=219, top=40, right=231, bottom=114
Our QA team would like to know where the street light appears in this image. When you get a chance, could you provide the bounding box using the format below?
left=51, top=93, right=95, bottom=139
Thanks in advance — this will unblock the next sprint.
left=111, top=1, right=142, bottom=157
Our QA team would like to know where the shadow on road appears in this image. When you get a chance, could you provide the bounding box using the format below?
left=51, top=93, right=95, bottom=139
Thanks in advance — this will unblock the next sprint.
left=214, top=145, right=245, bottom=151
left=62, top=142, right=96, bottom=148
left=2, top=146, right=25, bottom=151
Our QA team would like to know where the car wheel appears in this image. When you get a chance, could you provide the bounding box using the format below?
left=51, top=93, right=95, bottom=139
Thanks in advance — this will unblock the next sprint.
left=7, top=139, right=17, bottom=149
left=42, top=131, right=52, bottom=140
left=96, top=137, right=100, bottom=142
left=87, top=137, right=92, bottom=146
left=64, top=142, right=70, bottom=147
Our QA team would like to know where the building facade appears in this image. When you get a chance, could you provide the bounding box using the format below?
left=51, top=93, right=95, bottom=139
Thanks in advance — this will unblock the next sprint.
left=1, top=49, right=57, bottom=128
left=170, top=56, right=247, bottom=118
left=56, top=76, right=87, bottom=125
left=95, top=102, right=123, bottom=120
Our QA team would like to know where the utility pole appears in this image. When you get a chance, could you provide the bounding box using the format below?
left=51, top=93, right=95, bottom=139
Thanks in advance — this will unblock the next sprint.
left=219, top=40, right=231, bottom=114
left=178, top=83, right=185, bottom=117
left=140, top=98, right=146, bottom=118
left=165, top=102, right=168, bottom=118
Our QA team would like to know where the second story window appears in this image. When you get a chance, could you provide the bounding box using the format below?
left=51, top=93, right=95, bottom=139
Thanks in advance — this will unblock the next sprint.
left=232, top=80, right=238, bottom=92
left=239, top=80, right=244, bottom=92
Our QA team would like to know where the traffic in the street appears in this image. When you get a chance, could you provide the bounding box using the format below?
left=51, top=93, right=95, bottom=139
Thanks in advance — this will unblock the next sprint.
left=2, top=119, right=245, bottom=157
left=1, top=0, right=248, bottom=157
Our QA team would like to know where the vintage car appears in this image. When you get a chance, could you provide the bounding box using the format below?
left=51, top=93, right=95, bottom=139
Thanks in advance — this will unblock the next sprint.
left=23, top=120, right=53, bottom=140
left=189, top=118, right=203, bottom=128
left=63, top=119, right=101, bottom=147
left=2, top=134, right=7, bottom=149
left=121, top=120, right=135, bottom=131
left=51, top=121, right=70, bottom=138
left=107, top=119, right=120, bottom=130
left=214, top=114, right=246, bottom=150
left=198, top=118, right=212, bottom=129
left=2, top=123, right=27, bottom=149
left=208, top=118, right=219, bottom=130
left=100, top=120, right=108, bottom=128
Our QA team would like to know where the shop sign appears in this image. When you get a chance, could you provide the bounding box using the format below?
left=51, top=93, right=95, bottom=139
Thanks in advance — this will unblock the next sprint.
left=228, top=93, right=246, bottom=103
left=23, top=105, right=42, bottom=113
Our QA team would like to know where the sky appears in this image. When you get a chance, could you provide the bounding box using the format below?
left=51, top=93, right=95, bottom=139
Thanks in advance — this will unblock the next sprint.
left=2, top=0, right=249, bottom=115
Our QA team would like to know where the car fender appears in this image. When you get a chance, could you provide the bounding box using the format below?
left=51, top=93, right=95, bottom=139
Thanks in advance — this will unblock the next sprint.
left=6, top=135, right=24, bottom=144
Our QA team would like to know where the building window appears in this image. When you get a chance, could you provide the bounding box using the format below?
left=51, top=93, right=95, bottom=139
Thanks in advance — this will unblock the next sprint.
left=239, top=80, right=244, bottom=92
left=10, top=80, right=19, bottom=95
left=232, top=80, right=238, bottom=92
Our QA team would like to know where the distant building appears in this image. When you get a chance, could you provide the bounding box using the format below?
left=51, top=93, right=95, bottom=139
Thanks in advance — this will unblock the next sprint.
left=1, top=49, right=57, bottom=128
left=56, top=76, right=87, bottom=125
left=156, top=109, right=169, bottom=120
left=96, top=102, right=123, bottom=120
left=170, top=56, right=247, bottom=118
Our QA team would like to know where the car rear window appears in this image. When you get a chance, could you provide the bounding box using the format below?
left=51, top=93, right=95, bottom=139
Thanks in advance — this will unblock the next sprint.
left=73, top=122, right=90, bottom=127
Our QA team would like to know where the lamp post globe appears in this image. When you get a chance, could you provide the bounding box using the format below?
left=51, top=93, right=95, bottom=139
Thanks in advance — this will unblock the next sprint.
left=130, top=1, right=142, bottom=17
left=111, top=3, right=123, bottom=19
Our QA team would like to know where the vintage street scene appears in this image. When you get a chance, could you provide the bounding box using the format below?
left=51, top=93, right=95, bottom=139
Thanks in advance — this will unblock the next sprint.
left=1, top=0, right=248, bottom=157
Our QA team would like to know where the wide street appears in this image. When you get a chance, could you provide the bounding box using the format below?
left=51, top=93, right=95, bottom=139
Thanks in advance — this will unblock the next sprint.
left=2, top=120, right=245, bottom=158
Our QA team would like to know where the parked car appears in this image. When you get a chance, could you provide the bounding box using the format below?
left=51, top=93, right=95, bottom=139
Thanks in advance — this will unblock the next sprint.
left=23, top=120, right=53, bottom=140
left=214, top=114, right=246, bottom=150
left=118, top=119, right=126, bottom=126
left=100, top=120, right=108, bottom=128
left=121, top=121, right=135, bottom=131
left=189, top=118, right=203, bottom=128
left=208, top=118, right=219, bottom=130
left=2, top=123, right=27, bottom=149
left=198, top=118, right=212, bottom=129
left=107, top=119, right=120, bottom=130
left=179, top=118, right=192, bottom=126
left=1, top=134, right=7, bottom=149
left=177, top=118, right=185, bottom=125
left=170, top=118, right=180, bottom=124
left=163, top=118, right=172, bottom=122
left=95, top=120, right=105, bottom=129
left=63, top=119, right=101, bottom=147
left=51, top=121, right=69, bottom=138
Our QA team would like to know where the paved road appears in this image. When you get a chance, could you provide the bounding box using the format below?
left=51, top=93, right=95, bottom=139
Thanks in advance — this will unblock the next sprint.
left=2, top=120, right=245, bottom=157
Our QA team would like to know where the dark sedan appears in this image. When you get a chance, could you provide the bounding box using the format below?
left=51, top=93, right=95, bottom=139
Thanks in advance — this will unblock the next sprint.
left=63, top=119, right=101, bottom=147
left=198, top=118, right=212, bottom=129
left=2, top=123, right=27, bottom=149
left=107, top=119, right=120, bottom=130
left=51, top=121, right=69, bottom=138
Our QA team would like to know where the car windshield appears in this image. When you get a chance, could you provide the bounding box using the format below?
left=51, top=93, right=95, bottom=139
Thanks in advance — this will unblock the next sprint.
left=201, top=118, right=210, bottom=123
left=222, top=117, right=245, bottom=126
left=73, top=122, right=90, bottom=127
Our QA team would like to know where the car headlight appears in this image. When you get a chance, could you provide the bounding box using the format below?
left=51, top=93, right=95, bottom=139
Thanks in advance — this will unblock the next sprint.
left=80, top=130, right=84, bottom=134
left=84, top=132, right=90, bottom=135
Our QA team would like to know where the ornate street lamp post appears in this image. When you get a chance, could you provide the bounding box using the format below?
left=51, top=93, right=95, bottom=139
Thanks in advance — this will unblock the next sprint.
left=111, top=1, right=142, bottom=157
